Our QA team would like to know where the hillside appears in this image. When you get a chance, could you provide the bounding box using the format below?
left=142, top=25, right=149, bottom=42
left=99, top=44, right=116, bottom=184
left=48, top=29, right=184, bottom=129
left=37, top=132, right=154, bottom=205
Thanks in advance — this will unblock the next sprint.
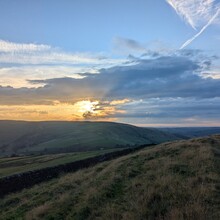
left=1, top=135, right=220, bottom=220
left=159, top=127, right=220, bottom=139
left=0, top=148, right=123, bottom=178
left=0, top=121, right=178, bottom=156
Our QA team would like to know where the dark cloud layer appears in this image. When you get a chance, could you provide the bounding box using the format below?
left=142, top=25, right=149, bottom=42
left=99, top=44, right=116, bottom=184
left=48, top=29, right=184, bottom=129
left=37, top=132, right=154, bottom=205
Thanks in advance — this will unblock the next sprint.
left=1, top=50, right=220, bottom=124
left=1, top=52, right=219, bottom=105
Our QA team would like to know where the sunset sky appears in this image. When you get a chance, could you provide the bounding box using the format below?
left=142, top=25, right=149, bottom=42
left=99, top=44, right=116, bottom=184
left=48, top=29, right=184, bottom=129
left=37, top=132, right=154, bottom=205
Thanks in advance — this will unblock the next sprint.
left=0, top=0, right=220, bottom=126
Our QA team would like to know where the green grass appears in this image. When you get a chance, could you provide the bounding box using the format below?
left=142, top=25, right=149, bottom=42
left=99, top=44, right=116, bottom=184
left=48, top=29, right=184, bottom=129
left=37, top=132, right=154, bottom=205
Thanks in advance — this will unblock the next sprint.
left=0, top=121, right=179, bottom=155
left=1, top=135, right=220, bottom=219
left=0, top=148, right=123, bottom=178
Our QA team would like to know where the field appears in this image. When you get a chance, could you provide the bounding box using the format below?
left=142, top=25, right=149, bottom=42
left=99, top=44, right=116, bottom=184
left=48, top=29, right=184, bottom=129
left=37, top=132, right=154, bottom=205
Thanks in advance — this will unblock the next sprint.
left=0, top=148, right=123, bottom=178
left=1, top=135, right=219, bottom=219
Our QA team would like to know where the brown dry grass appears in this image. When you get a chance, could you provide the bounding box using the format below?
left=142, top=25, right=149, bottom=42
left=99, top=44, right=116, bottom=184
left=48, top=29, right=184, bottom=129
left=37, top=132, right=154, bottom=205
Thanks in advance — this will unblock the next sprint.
left=0, top=135, right=220, bottom=220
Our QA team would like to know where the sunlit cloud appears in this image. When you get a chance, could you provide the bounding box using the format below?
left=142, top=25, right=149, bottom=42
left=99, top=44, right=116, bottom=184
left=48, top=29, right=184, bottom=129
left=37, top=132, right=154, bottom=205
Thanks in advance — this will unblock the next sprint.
left=0, top=44, right=220, bottom=126
left=0, top=103, right=78, bottom=121
left=0, top=99, right=128, bottom=121
left=1, top=51, right=220, bottom=106
left=0, top=39, right=126, bottom=88
left=202, top=70, right=220, bottom=79
left=0, top=66, right=94, bottom=88
left=110, top=99, right=131, bottom=105
left=73, top=100, right=127, bottom=120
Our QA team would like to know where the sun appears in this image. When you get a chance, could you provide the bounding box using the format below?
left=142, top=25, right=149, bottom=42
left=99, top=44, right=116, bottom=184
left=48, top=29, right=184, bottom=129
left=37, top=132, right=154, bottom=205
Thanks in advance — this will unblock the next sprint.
left=72, top=100, right=117, bottom=120
left=74, top=100, right=99, bottom=114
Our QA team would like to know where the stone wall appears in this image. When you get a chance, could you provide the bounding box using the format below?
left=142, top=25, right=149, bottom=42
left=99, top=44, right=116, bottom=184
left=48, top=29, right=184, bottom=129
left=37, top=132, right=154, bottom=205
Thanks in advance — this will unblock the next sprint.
left=0, top=144, right=154, bottom=197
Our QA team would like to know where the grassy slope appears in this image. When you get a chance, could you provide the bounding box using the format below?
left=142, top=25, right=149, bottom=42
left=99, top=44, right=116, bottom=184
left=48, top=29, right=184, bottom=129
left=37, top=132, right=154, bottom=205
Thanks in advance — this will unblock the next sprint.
left=0, top=148, right=123, bottom=178
left=0, top=121, right=178, bottom=155
left=1, top=135, right=220, bottom=220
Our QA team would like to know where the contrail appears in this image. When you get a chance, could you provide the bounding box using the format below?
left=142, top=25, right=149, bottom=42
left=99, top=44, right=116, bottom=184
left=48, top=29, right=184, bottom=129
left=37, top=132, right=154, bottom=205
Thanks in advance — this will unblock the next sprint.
left=180, top=8, right=220, bottom=49
left=166, top=0, right=197, bottom=30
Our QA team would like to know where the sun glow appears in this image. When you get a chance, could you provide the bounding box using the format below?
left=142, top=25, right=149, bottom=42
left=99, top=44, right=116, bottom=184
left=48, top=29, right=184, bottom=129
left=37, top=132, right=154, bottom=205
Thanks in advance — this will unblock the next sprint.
left=0, top=99, right=128, bottom=121
left=74, top=100, right=99, bottom=114
left=73, top=100, right=113, bottom=119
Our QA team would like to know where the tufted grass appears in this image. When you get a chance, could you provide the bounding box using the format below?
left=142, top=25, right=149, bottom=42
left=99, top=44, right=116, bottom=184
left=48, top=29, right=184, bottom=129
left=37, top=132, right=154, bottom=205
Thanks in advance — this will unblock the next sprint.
left=0, top=135, right=220, bottom=220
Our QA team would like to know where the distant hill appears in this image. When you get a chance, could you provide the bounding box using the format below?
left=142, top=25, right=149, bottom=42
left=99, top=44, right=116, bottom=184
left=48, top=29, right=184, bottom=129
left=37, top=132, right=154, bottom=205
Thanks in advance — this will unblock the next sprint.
left=0, top=121, right=178, bottom=156
left=159, top=127, right=220, bottom=139
left=1, top=135, right=220, bottom=219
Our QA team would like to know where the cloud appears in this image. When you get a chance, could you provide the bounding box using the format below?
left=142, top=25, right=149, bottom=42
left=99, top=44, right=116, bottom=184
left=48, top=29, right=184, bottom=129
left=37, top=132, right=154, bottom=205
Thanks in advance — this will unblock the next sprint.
left=110, top=99, right=131, bottom=105
left=0, top=39, right=127, bottom=88
left=0, top=66, right=94, bottom=88
left=0, top=50, right=120, bottom=66
left=0, top=39, right=125, bottom=66
left=1, top=50, right=220, bottom=105
left=166, top=0, right=220, bottom=29
left=203, top=70, right=220, bottom=79
left=113, top=37, right=146, bottom=54
left=115, top=97, right=220, bottom=126
left=167, top=0, right=220, bottom=48
left=1, top=50, right=220, bottom=125
left=0, top=40, right=51, bottom=53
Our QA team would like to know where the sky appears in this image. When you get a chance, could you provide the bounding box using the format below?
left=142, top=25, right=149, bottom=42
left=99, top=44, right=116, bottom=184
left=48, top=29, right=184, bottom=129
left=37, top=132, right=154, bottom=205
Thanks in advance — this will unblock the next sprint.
left=0, top=0, right=220, bottom=127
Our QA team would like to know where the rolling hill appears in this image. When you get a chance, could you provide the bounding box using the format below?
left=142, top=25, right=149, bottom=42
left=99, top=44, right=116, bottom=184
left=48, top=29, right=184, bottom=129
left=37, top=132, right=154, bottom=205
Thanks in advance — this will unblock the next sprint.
left=0, top=121, right=178, bottom=156
left=159, top=127, right=220, bottom=139
left=0, top=135, right=219, bottom=219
